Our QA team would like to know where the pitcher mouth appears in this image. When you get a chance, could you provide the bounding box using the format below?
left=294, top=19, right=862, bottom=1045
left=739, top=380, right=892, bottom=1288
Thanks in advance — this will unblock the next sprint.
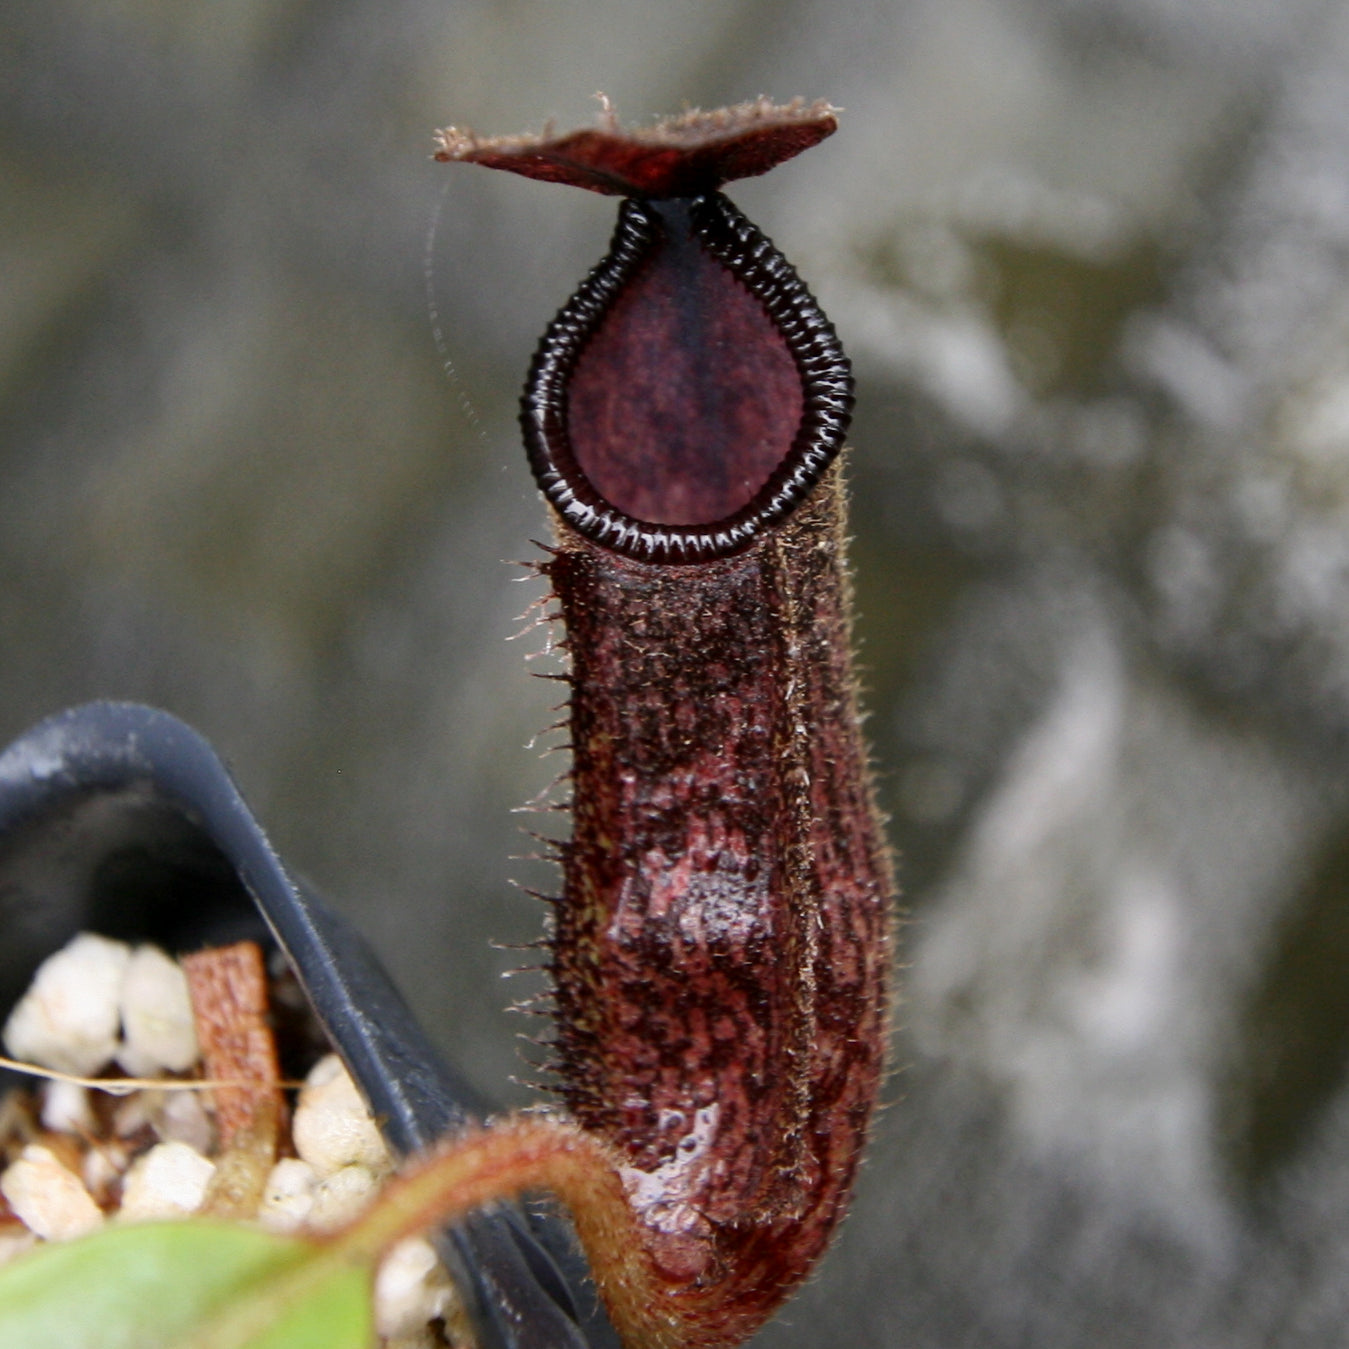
left=520, top=192, right=852, bottom=565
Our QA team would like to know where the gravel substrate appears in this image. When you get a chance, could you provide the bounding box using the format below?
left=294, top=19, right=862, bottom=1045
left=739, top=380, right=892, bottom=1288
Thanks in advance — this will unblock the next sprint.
left=0, top=932, right=469, bottom=1348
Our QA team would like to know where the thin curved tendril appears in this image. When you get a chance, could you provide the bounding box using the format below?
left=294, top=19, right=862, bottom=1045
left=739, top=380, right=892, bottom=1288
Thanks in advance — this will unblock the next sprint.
left=424, top=177, right=487, bottom=440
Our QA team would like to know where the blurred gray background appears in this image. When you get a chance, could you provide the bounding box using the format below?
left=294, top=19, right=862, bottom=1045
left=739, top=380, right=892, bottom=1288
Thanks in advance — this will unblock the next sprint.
left=6, top=1, right=1349, bottom=1344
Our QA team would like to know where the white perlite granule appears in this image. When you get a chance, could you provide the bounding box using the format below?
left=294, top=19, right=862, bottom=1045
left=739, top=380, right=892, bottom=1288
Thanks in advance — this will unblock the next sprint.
left=152, top=1087, right=214, bottom=1155
left=118, top=944, right=199, bottom=1076
left=257, top=1156, right=320, bottom=1233
left=375, top=1236, right=457, bottom=1339
left=1, top=1145, right=104, bottom=1240
left=3, top=934, right=130, bottom=1076
left=293, top=1054, right=392, bottom=1176
left=118, top=1141, right=216, bottom=1221
left=39, top=1080, right=94, bottom=1135
left=308, top=1162, right=384, bottom=1232
left=287, top=1055, right=393, bottom=1233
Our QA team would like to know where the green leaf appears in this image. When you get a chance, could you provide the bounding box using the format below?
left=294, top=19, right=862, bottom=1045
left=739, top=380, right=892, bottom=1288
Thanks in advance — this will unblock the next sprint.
left=0, top=1220, right=372, bottom=1349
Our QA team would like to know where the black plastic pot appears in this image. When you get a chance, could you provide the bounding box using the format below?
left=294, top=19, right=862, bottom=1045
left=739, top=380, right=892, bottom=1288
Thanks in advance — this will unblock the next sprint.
left=0, top=701, right=619, bottom=1349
